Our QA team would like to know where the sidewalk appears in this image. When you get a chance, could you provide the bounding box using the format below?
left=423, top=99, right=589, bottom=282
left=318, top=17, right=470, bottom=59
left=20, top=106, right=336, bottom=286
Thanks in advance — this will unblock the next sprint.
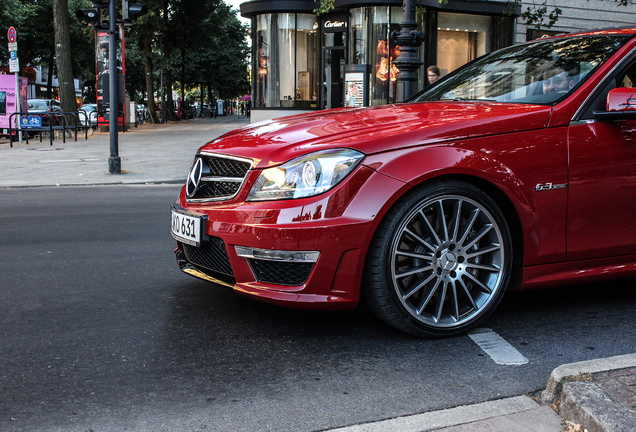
left=1, top=116, right=635, bottom=432
left=0, top=115, right=250, bottom=187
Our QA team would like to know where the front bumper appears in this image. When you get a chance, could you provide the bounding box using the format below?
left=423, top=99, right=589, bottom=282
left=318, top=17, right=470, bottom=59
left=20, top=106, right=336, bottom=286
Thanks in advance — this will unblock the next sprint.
left=173, top=165, right=407, bottom=310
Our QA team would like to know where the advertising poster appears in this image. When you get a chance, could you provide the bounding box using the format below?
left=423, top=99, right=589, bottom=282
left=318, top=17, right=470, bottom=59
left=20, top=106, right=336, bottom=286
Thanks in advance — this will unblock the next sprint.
left=0, top=75, right=28, bottom=131
left=95, top=30, right=123, bottom=103
left=345, top=72, right=364, bottom=108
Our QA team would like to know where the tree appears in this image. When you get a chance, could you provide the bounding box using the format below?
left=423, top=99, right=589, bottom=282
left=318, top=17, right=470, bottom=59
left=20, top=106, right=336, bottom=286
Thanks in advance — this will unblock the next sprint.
left=52, top=0, right=77, bottom=112
left=124, top=0, right=163, bottom=122
left=3, top=0, right=250, bottom=121
left=0, top=0, right=37, bottom=65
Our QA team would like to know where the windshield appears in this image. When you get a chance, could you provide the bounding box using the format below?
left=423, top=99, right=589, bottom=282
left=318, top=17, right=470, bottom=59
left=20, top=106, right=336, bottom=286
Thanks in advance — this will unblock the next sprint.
left=28, top=100, right=49, bottom=110
left=412, top=35, right=632, bottom=105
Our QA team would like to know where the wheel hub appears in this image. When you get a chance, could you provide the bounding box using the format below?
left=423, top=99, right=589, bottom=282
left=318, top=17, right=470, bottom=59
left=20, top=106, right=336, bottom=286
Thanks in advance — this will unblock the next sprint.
left=438, top=250, right=458, bottom=272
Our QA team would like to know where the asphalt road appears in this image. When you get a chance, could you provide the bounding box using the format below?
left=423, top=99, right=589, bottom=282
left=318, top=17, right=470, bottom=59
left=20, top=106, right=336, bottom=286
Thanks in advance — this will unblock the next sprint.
left=1, top=185, right=635, bottom=432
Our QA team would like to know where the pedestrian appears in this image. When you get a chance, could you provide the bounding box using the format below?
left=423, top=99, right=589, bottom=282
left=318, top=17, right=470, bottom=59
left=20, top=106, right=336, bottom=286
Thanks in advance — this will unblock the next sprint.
left=427, top=65, right=441, bottom=85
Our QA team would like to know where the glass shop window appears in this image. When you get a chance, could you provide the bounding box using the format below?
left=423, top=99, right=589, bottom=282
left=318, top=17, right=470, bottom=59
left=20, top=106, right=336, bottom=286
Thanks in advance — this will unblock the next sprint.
left=437, top=13, right=491, bottom=77
left=254, top=13, right=319, bottom=109
left=350, top=7, right=426, bottom=106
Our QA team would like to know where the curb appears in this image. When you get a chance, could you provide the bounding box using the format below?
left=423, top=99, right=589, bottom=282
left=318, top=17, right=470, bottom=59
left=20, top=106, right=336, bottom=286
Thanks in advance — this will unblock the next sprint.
left=322, top=396, right=547, bottom=432
left=560, top=381, right=636, bottom=432
left=541, top=353, right=636, bottom=404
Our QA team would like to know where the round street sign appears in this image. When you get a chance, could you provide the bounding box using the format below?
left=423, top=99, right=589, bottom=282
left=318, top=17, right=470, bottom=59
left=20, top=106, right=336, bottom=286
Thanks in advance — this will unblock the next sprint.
left=7, top=27, right=17, bottom=43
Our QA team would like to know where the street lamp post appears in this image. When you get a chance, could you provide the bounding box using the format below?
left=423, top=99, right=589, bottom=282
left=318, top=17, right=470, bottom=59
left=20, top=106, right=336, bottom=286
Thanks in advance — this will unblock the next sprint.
left=108, top=0, right=121, bottom=174
left=391, top=0, right=426, bottom=103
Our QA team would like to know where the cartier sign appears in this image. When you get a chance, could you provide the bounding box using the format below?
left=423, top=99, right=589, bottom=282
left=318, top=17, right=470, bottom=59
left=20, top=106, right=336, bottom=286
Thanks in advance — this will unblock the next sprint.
left=322, top=15, right=348, bottom=32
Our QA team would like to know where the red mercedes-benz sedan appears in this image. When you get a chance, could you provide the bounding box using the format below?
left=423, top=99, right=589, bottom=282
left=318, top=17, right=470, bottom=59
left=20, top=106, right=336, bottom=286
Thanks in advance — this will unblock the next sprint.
left=172, top=28, right=636, bottom=337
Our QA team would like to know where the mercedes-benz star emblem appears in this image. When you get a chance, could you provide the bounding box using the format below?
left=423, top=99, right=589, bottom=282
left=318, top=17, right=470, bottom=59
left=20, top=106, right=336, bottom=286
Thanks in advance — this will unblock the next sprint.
left=186, top=158, right=203, bottom=198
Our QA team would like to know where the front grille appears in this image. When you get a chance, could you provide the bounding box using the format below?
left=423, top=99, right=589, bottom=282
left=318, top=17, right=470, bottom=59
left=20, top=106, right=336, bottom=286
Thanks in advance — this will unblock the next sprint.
left=202, top=155, right=251, bottom=177
left=248, top=259, right=314, bottom=286
left=188, top=154, right=252, bottom=202
left=196, top=181, right=242, bottom=199
left=183, top=237, right=233, bottom=276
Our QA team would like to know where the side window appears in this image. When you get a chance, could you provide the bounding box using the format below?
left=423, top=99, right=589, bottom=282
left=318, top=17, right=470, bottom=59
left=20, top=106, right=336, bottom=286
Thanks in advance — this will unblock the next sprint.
left=618, top=64, right=636, bottom=87
left=577, top=57, right=636, bottom=120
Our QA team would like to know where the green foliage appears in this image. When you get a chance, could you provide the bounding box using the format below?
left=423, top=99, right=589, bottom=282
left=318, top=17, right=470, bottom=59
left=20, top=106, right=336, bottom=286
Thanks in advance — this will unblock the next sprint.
left=123, top=0, right=250, bottom=103
left=0, top=0, right=94, bottom=94
left=0, top=0, right=39, bottom=65
left=521, top=3, right=562, bottom=30
left=314, top=0, right=335, bottom=15
left=1, top=0, right=249, bottom=107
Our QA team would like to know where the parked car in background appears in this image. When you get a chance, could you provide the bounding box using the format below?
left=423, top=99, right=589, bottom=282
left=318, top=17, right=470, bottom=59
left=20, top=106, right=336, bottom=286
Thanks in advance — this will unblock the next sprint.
left=79, top=104, right=98, bottom=127
left=171, top=28, right=636, bottom=337
left=27, top=99, right=61, bottom=113
left=27, top=99, right=62, bottom=126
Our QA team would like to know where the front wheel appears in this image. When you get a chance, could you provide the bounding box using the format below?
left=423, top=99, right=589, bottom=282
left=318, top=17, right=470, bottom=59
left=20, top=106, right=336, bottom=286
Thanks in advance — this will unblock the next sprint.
left=363, top=181, right=513, bottom=338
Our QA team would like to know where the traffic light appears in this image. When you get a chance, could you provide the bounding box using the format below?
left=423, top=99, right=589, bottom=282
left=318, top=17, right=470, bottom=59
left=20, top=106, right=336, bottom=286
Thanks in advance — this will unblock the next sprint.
left=76, top=5, right=103, bottom=27
left=123, top=1, right=148, bottom=24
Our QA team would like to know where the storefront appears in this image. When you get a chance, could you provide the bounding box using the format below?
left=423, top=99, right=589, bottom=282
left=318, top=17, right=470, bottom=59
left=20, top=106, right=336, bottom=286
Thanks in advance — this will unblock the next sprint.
left=241, top=0, right=518, bottom=122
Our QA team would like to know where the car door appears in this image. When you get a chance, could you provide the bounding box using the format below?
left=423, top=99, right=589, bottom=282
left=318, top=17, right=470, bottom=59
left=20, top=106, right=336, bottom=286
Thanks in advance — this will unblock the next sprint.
left=567, top=57, right=636, bottom=261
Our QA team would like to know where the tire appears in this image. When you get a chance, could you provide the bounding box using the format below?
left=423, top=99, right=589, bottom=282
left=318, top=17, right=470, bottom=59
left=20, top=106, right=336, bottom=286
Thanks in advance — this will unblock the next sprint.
left=363, top=180, right=513, bottom=338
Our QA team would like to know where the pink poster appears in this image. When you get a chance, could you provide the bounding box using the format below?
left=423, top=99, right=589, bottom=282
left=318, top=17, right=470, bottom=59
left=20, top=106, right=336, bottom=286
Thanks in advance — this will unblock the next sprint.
left=0, top=74, right=28, bottom=130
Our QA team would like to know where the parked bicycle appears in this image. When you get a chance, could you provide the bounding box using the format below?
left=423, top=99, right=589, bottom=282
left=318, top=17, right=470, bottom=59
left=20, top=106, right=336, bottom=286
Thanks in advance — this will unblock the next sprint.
left=136, top=105, right=151, bottom=125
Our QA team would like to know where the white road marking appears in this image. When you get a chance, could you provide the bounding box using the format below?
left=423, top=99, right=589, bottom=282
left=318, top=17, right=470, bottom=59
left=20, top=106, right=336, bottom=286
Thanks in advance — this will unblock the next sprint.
left=469, top=328, right=529, bottom=365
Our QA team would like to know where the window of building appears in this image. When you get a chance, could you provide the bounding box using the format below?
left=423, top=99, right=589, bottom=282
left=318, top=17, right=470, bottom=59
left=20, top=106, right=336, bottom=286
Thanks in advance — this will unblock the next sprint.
left=255, top=13, right=319, bottom=109
left=437, top=13, right=491, bottom=77
left=349, top=7, right=427, bottom=106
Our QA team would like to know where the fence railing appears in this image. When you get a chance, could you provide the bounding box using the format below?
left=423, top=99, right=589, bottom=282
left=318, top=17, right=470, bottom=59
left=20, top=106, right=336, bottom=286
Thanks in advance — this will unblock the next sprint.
left=7, top=111, right=94, bottom=148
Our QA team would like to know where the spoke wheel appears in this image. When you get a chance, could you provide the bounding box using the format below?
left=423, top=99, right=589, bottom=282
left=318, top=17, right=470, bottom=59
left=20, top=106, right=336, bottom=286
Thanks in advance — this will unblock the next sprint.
left=364, top=181, right=513, bottom=337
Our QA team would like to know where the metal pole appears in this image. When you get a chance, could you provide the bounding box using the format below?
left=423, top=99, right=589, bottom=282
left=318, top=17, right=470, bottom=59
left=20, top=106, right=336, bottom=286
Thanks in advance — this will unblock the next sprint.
left=108, top=0, right=121, bottom=174
left=160, top=36, right=164, bottom=124
left=392, top=0, right=425, bottom=102
left=15, top=72, right=22, bottom=143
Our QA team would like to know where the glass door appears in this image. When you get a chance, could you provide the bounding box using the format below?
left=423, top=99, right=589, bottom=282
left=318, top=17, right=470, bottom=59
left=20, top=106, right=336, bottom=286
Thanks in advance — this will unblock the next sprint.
left=322, top=48, right=345, bottom=109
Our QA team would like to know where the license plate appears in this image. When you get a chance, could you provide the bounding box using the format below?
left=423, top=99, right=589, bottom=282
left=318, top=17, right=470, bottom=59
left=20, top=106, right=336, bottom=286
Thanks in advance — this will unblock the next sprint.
left=171, top=206, right=203, bottom=247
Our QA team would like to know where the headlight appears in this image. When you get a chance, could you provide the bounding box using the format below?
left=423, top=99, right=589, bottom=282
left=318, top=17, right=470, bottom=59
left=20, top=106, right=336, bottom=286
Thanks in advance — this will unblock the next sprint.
left=246, top=149, right=364, bottom=201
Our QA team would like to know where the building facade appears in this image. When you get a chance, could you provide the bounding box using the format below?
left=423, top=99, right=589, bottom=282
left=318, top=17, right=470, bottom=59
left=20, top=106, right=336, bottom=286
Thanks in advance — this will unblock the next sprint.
left=241, top=0, right=636, bottom=123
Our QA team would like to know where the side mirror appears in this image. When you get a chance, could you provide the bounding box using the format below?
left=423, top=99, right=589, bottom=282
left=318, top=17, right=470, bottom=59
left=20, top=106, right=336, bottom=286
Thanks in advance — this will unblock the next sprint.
left=607, top=87, right=636, bottom=111
left=593, top=87, right=636, bottom=120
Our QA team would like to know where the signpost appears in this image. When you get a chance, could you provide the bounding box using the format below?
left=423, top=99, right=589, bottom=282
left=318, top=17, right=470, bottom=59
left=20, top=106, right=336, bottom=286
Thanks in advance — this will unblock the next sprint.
left=7, top=27, right=21, bottom=142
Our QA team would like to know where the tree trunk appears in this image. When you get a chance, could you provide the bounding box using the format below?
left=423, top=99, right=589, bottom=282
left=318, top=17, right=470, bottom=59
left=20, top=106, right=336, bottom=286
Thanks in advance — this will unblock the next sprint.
left=166, top=66, right=175, bottom=121
left=181, top=48, right=185, bottom=104
left=46, top=54, right=54, bottom=99
left=52, top=0, right=77, bottom=113
left=144, top=36, right=157, bottom=123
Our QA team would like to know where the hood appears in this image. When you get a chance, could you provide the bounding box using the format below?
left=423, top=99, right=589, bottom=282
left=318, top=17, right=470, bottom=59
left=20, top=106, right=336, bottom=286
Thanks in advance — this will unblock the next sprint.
left=200, top=102, right=552, bottom=168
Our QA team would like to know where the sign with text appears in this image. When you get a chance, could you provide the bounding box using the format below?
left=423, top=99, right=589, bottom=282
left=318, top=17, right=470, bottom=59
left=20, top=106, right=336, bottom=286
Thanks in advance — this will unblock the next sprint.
left=0, top=75, right=28, bottom=129
left=20, top=116, right=42, bottom=128
left=9, top=58, right=19, bottom=73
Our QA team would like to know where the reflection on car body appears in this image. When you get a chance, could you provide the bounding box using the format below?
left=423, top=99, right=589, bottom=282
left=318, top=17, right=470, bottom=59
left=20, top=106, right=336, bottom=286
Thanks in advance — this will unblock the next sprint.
left=171, top=28, right=636, bottom=337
